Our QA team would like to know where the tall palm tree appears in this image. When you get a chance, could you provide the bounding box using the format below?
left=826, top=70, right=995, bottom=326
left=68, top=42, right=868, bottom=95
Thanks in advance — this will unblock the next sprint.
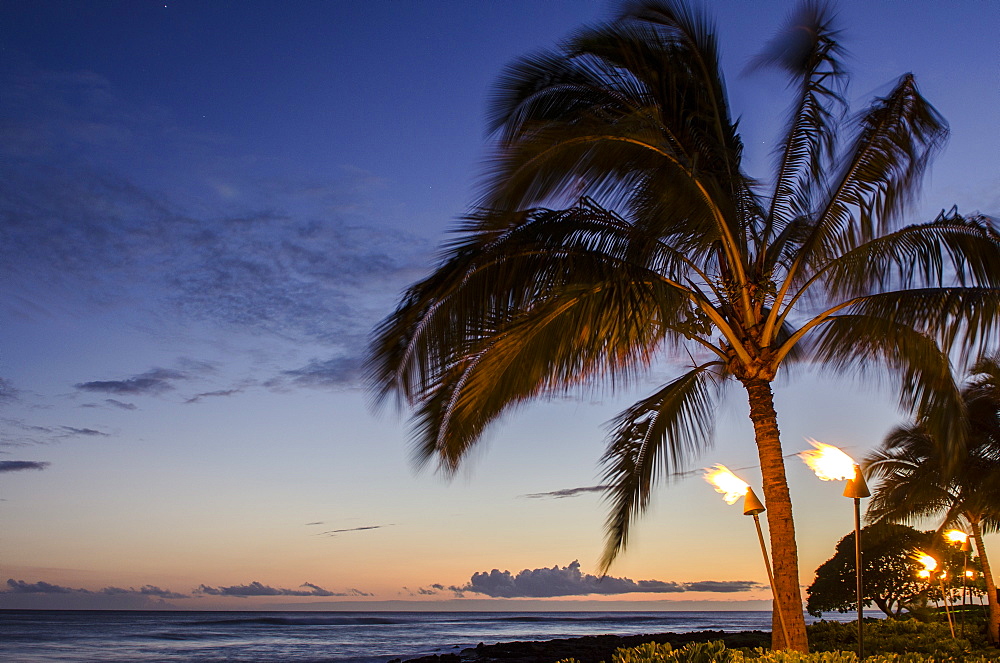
left=368, top=1, right=1000, bottom=650
left=866, top=354, right=1000, bottom=643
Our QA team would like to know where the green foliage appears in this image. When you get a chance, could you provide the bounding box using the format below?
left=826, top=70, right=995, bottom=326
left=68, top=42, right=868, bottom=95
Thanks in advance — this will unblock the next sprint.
left=807, top=619, right=977, bottom=656
left=863, top=655, right=998, bottom=663
left=598, top=637, right=998, bottom=663
left=606, top=640, right=857, bottom=663
left=565, top=634, right=999, bottom=663
left=611, top=641, right=675, bottom=662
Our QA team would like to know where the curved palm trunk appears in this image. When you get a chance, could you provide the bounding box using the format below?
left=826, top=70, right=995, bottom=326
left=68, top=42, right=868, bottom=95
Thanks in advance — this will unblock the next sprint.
left=743, top=378, right=809, bottom=651
left=970, top=520, right=1000, bottom=644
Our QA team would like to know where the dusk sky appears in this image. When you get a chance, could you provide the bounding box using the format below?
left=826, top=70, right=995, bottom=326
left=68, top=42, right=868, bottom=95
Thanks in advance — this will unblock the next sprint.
left=1, top=0, right=997, bottom=611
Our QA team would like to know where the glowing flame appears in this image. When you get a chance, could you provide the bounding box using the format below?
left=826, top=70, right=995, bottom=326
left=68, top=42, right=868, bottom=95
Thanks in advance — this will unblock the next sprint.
left=704, top=464, right=749, bottom=505
left=915, top=551, right=938, bottom=579
left=799, top=439, right=857, bottom=481
left=945, top=530, right=968, bottom=544
left=965, top=570, right=976, bottom=578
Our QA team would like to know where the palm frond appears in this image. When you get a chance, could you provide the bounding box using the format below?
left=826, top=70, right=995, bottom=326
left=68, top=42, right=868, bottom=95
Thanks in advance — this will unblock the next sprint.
left=807, top=312, right=965, bottom=467
left=804, top=74, right=948, bottom=266
left=812, top=210, right=1000, bottom=300
left=599, top=362, right=722, bottom=571
left=749, top=1, right=846, bottom=248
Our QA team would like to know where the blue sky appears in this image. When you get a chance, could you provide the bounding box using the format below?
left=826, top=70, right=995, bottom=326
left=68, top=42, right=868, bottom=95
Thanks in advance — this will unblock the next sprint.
left=1, top=0, right=997, bottom=610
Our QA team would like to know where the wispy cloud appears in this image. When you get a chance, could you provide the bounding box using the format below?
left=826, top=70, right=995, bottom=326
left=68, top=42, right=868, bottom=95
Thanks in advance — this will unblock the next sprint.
left=318, top=524, right=390, bottom=537
left=0, top=461, right=50, bottom=473
left=195, top=581, right=370, bottom=597
left=0, top=418, right=110, bottom=446
left=683, top=580, right=761, bottom=593
left=522, top=485, right=608, bottom=499
left=105, top=399, right=138, bottom=410
left=435, top=561, right=762, bottom=598
left=75, top=367, right=189, bottom=396
left=0, top=63, right=431, bottom=361
left=185, top=388, right=246, bottom=404
left=274, top=356, right=365, bottom=390
left=59, top=426, right=109, bottom=437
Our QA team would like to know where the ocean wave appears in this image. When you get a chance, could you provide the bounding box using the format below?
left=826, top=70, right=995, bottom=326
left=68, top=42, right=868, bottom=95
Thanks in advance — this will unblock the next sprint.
left=192, top=616, right=403, bottom=627
left=467, top=613, right=668, bottom=625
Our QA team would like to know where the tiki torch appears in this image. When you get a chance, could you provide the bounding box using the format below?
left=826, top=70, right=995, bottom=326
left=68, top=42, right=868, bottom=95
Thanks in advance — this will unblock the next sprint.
left=800, top=440, right=869, bottom=660
left=705, top=464, right=789, bottom=649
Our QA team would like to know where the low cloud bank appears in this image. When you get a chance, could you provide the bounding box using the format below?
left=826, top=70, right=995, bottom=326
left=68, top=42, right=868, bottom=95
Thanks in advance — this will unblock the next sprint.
left=196, top=581, right=371, bottom=597
left=434, top=561, right=762, bottom=598
left=5, top=579, right=185, bottom=598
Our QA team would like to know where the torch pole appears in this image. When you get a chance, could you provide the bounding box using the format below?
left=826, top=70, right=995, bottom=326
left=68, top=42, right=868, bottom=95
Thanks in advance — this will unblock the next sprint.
left=939, top=575, right=956, bottom=637
left=752, top=512, right=789, bottom=649
left=844, top=464, right=870, bottom=661
left=853, top=495, right=864, bottom=660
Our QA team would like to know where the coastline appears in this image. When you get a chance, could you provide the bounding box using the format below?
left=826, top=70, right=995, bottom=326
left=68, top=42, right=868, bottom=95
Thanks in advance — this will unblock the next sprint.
left=393, top=629, right=772, bottom=663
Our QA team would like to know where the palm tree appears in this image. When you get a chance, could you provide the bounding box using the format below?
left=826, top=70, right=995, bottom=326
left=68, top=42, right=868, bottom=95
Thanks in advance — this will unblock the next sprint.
left=368, top=1, right=1000, bottom=650
left=866, top=354, right=1000, bottom=643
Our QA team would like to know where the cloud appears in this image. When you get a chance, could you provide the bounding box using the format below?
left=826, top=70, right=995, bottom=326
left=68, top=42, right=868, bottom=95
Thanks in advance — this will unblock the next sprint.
left=184, top=388, right=245, bottom=404
left=80, top=398, right=139, bottom=410
left=195, top=581, right=370, bottom=597
left=4, top=578, right=189, bottom=599
left=0, top=417, right=110, bottom=446
left=59, top=426, right=109, bottom=437
left=304, top=522, right=324, bottom=526
left=683, top=580, right=762, bottom=593
left=522, top=485, right=608, bottom=499
left=104, top=399, right=138, bottom=410
left=318, top=524, right=389, bottom=537
left=0, top=378, right=19, bottom=404
left=0, top=460, right=50, bottom=473
left=1, top=578, right=190, bottom=609
left=75, top=367, right=188, bottom=396
left=0, top=62, right=434, bottom=365
left=100, top=585, right=189, bottom=599
left=446, top=561, right=761, bottom=598
left=6, top=579, right=81, bottom=594
left=271, top=355, right=365, bottom=390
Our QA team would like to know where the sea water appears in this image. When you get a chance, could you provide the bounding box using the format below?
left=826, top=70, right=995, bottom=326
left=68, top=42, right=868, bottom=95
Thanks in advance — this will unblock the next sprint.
left=0, top=610, right=850, bottom=663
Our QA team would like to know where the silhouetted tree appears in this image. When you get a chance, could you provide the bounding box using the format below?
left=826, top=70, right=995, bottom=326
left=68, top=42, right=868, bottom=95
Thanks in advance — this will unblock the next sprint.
left=369, top=1, right=1000, bottom=650
left=807, top=524, right=982, bottom=619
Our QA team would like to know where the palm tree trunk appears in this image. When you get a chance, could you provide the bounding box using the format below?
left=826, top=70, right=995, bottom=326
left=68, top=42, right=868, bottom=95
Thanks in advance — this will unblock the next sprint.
left=743, top=377, right=809, bottom=652
left=970, top=520, right=1000, bottom=644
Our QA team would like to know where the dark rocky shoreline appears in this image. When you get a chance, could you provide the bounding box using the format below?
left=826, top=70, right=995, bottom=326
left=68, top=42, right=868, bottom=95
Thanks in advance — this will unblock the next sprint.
left=390, top=629, right=771, bottom=663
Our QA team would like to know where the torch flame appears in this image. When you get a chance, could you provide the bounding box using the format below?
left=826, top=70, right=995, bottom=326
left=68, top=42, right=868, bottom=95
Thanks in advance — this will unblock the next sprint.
left=799, top=438, right=857, bottom=481
left=945, top=529, right=968, bottom=544
left=704, top=464, right=749, bottom=505
left=914, top=551, right=938, bottom=579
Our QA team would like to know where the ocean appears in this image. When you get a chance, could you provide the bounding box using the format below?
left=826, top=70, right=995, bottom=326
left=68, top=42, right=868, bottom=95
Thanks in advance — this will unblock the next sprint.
left=0, top=610, right=848, bottom=663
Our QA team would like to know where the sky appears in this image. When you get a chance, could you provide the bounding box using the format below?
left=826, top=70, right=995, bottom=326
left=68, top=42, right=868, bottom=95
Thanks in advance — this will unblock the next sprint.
left=0, top=0, right=998, bottom=611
